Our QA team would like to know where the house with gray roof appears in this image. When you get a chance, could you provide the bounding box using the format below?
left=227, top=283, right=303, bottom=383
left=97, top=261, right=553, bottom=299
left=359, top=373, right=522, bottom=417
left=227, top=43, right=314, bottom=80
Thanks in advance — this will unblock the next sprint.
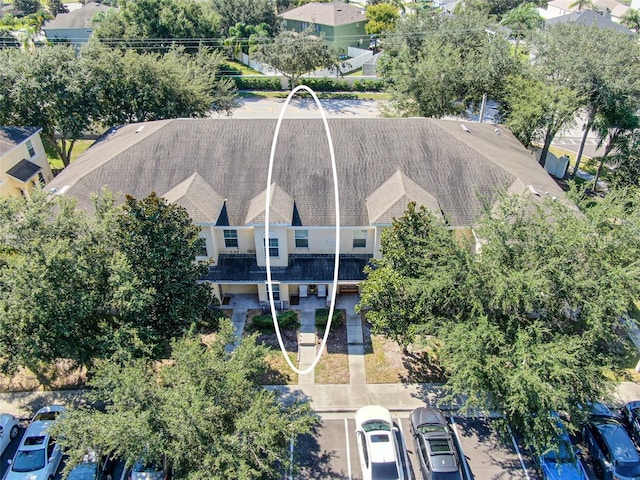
left=279, top=2, right=369, bottom=53
left=43, top=2, right=112, bottom=50
left=47, top=117, right=567, bottom=308
left=0, top=127, right=53, bottom=197
left=544, top=8, right=634, bottom=33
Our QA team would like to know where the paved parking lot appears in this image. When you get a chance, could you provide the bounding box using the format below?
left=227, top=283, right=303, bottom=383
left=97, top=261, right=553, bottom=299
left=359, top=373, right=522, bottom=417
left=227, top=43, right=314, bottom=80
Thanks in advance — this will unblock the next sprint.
left=294, top=413, right=541, bottom=480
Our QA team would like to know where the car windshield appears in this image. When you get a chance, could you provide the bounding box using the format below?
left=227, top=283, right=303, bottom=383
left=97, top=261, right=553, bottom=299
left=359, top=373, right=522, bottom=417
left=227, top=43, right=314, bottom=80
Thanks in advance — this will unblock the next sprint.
left=133, top=460, right=161, bottom=472
left=33, top=412, right=60, bottom=422
left=432, top=473, right=462, bottom=480
left=418, top=424, right=448, bottom=435
left=12, top=448, right=46, bottom=472
left=371, top=461, right=400, bottom=479
left=362, top=420, right=391, bottom=433
left=543, top=441, right=575, bottom=463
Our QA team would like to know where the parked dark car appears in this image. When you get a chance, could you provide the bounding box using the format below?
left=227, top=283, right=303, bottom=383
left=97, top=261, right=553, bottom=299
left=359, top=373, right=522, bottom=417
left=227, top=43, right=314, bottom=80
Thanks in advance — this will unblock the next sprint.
left=409, top=407, right=467, bottom=480
left=68, top=450, right=113, bottom=480
left=582, top=406, right=640, bottom=480
left=620, top=400, right=640, bottom=446
left=537, top=414, right=588, bottom=480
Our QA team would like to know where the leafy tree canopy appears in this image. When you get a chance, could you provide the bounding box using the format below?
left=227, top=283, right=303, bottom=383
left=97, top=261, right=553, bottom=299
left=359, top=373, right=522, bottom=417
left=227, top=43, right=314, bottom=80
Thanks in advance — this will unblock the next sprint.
left=357, top=193, right=640, bottom=450
left=0, top=190, right=220, bottom=376
left=255, top=29, right=344, bottom=89
left=211, top=0, right=279, bottom=36
left=93, top=0, right=221, bottom=51
left=53, top=328, right=317, bottom=480
left=13, top=0, right=41, bottom=15
left=379, top=12, right=520, bottom=117
left=365, top=3, right=400, bottom=35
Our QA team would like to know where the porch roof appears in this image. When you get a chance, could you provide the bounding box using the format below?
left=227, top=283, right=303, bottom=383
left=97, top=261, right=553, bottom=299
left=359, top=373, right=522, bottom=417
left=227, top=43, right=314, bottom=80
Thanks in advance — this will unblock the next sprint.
left=203, top=254, right=372, bottom=283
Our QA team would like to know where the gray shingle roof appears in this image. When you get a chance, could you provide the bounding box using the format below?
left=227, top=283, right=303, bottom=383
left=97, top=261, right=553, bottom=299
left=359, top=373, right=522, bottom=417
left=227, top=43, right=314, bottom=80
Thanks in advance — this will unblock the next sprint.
left=43, top=3, right=112, bottom=30
left=279, top=2, right=365, bottom=27
left=0, top=126, right=41, bottom=156
left=545, top=9, right=633, bottom=34
left=366, top=170, right=441, bottom=224
left=245, top=183, right=295, bottom=225
left=162, top=172, right=224, bottom=223
left=47, top=118, right=567, bottom=228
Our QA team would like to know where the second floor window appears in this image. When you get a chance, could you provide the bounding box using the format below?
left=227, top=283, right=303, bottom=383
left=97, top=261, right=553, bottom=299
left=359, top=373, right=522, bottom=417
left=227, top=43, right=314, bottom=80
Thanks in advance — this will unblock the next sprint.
left=264, top=237, right=279, bottom=257
left=295, top=230, right=309, bottom=248
left=26, top=140, right=35, bottom=157
left=196, top=237, right=208, bottom=257
left=224, top=229, right=238, bottom=248
left=353, top=230, right=367, bottom=248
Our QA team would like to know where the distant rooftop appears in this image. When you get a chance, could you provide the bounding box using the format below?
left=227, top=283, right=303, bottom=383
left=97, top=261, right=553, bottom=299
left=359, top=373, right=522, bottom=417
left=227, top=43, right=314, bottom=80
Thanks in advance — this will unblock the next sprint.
left=0, top=126, right=41, bottom=156
left=43, top=2, right=112, bottom=30
left=279, top=2, right=366, bottom=27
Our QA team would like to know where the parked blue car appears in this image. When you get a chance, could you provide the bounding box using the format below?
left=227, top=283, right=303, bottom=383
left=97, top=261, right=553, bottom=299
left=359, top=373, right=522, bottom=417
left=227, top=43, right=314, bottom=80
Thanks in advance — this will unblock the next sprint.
left=582, top=406, right=640, bottom=480
left=538, top=417, right=588, bottom=480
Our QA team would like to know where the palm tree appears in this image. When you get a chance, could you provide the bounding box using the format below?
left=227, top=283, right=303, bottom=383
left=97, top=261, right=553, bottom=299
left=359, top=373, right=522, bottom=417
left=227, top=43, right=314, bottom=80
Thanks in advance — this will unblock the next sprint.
left=569, top=0, right=593, bottom=11
left=621, top=8, right=640, bottom=32
left=500, top=3, right=544, bottom=55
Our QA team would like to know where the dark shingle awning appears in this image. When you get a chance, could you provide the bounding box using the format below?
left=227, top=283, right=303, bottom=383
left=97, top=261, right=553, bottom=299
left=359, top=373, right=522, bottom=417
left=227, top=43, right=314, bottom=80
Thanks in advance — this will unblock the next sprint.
left=6, top=159, right=41, bottom=182
left=203, top=254, right=372, bottom=283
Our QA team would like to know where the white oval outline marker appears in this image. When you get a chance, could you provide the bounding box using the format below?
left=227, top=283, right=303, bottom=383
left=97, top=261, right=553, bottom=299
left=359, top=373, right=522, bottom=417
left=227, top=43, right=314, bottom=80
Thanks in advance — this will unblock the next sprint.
left=265, top=85, right=340, bottom=375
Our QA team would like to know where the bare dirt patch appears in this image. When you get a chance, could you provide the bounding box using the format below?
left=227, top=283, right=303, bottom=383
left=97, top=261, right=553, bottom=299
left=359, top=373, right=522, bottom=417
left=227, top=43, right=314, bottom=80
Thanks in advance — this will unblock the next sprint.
left=315, top=323, right=349, bottom=384
left=362, top=321, right=446, bottom=384
left=246, top=309, right=299, bottom=385
left=0, top=361, right=88, bottom=393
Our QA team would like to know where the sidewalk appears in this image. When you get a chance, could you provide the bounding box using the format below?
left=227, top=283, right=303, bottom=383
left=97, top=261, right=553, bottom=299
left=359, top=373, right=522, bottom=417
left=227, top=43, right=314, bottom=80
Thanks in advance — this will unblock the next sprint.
left=2, top=295, right=640, bottom=418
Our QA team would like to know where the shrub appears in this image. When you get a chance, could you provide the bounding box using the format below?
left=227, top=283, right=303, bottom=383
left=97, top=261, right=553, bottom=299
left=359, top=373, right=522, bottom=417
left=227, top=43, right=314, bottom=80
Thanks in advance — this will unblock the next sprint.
left=315, top=308, right=344, bottom=328
left=232, top=76, right=283, bottom=90
left=252, top=310, right=299, bottom=331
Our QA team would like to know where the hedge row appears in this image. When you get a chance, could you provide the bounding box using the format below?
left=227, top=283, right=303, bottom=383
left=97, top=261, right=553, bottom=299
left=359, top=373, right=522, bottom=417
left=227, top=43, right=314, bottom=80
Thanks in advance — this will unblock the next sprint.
left=251, top=310, right=300, bottom=331
left=315, top=308, right=345, bottom=328
left=229, top=75, right=384, bottom=92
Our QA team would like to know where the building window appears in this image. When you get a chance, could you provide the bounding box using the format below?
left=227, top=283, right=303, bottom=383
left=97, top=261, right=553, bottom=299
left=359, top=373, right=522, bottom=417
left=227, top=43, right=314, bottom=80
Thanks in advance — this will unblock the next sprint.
left=301, top=21, right=308, bottom=30
left=26, top=140, right=35, bottom=158
left=264, top=237, right=279, bottom=257
left=353, top=230, right=367, bottom=248
left=314, top=24, right=321, bottom=33
left=196, top=237, right=208, bottom=257
left=223, top=229, right=238, bottom=248
left=295, top=230, right=309, bottom=248
left=266, top=283, right=280, bottom=301
left=38, top=172, right=45, bottom=187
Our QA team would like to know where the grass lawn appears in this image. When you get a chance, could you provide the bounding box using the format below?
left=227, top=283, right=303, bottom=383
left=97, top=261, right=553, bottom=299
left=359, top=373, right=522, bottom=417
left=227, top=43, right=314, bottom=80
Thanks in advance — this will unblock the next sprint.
left=261, top=349, right=298, bottom=385
left=220, top=60, right=263, bottom=76
left=364, top=334, right=406, bottom=384
left=43, top=137, right=94, bottom=171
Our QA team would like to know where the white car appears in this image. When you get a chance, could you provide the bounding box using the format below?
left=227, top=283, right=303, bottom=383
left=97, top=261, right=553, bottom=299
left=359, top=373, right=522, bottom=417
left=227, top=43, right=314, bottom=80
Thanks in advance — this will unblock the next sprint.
left=4, top=405, right=65, bottom=480
left=355, top=405, right=408, bottom=480
left=0, top=414, right=20, bottom=456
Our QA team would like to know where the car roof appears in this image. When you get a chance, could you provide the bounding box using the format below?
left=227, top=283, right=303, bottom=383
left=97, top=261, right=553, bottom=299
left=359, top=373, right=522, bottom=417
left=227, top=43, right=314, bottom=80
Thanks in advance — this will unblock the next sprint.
left=411, top=407, right=448, bottom=428
left=595, top=421, right=640, bottom=463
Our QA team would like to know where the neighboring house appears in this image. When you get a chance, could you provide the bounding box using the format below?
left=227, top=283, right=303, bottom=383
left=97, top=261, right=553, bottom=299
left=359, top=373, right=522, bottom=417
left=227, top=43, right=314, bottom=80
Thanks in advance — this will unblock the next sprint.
left=544, top=8, right=634, bottom=33
left=540, top=0, right=630, bottom=23
left=0, top=127, right=53, bottom=197
left=46, top=118, right=567, bottom=308
left=42, top=2, right=112, bottom=50
left=279, top=2, right=368, bottom=54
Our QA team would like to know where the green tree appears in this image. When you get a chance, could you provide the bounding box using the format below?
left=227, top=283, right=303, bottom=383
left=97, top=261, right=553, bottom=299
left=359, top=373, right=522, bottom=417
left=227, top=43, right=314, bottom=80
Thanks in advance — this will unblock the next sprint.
left=45, top=0, right=67, bottom=16
left=93, top=0, right=221, bottom=51
left=379, top=12, right=519, bottom=117
left=109, top=193, right=214, bottom=352
left=499, top=3, right=543, bottom=55
left=13, top=0, right=40, bottom=14
left=224, top=21, right=269, bottom=57
left=211, top=0, right=279, bottom=36
left=81, top=43, right=238, bottom=124
left=53, top=329, right=317, bottom=480
left=357, top=194, right=640, bottom=450
left=621, top=8, right=640, bottom=32
left=502, top=71, right=581, bottom=164
left=608, top=131, right=640, bottom=189
left=532, top=23, right=640, bottom=178
left=569, top=0, right=592, bottom=10
left=255, top=29, right=344, bottom=89
left=0, top=192, right=112, bottom=375
left=365, top=3, right=400, bottom=36
left=0, top=45, right=96, bottom=167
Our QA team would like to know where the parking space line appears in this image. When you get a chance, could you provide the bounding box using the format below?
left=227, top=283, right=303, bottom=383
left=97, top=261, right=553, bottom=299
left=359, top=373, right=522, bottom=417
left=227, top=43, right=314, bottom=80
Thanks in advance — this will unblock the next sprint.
left=344, top=418, right=352, bottom=480
left=395, top=417, right=411, bottom=480
left=507, top=424, right=531, bottom=480
left=450, top=417, right=473, bottom=480
left=288, top=437, right=294, bottom=480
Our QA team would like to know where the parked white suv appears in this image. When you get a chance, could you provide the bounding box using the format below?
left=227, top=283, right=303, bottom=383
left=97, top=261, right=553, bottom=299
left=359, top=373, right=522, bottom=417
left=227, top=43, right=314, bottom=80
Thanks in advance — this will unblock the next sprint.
left=4, top=405, right=65, bottom=480
left=355, top=405, right=408, bottom=480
